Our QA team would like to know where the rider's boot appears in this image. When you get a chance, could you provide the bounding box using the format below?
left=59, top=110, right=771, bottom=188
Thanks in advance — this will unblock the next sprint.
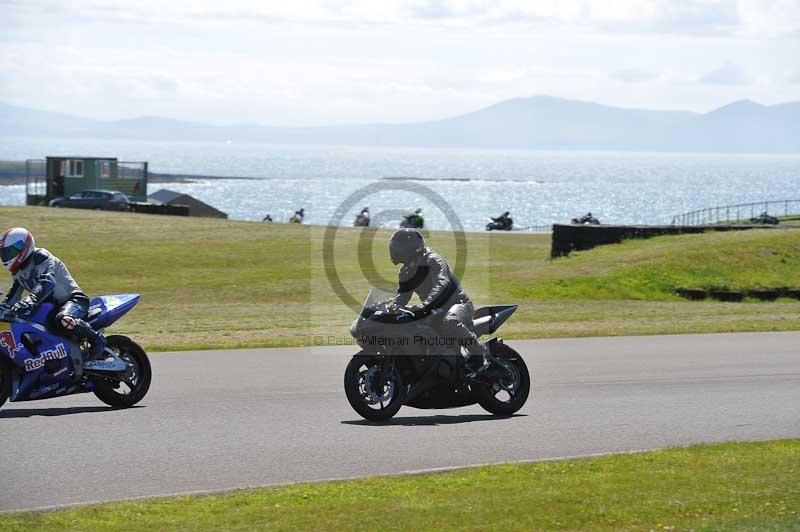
left=81, top=325, right=106, bottom=361
left=64, top=317, right=106, bottom=362
left=464, top=342, right=491, bottom=378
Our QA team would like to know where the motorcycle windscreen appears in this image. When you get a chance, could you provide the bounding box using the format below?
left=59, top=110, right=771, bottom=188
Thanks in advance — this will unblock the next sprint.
left=362, top=287, right=394, bottom=311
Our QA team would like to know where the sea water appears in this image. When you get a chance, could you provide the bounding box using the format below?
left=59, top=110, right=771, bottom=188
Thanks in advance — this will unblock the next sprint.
left=1, top=137, right=798, bottom=230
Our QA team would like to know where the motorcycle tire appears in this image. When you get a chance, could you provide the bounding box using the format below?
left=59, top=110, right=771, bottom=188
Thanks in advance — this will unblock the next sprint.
left=344, top=354, right=405, bottom=421
left=474, top=343, right=530, bottom=416
left=92, top=335, right=152, bottom=408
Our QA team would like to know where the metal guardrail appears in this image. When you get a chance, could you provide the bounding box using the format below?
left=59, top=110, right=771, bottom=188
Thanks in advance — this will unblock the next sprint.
left=25, top=159, right=46, bottom=197
left=521, top=225, right=553, bottom=233
left=671, top=199, right=800, bottom=225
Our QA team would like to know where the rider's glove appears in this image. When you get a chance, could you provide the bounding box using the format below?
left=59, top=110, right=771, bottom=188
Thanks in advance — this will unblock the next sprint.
left=11, top=295, right=38, bottom=315
left=397, top=307, right=416, bottom=320
left=409, top=304, right=433, bottom=318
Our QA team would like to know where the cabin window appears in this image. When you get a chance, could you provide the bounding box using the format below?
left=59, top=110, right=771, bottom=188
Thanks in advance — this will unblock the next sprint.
left=65, top=159, right=84, bottom=178
left=100, top=161, right=111, bottom=178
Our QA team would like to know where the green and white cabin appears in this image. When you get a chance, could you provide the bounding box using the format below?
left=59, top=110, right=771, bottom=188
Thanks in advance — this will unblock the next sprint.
left=26, top=156, right=148, bottom=205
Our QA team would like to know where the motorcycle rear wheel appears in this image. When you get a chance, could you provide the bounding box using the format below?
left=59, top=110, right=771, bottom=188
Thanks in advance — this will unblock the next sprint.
left=475, top=343, right=530, bottom=416
left=92, top=335, right=151, bottom=408
left=344, top=354, right=405, bottom=421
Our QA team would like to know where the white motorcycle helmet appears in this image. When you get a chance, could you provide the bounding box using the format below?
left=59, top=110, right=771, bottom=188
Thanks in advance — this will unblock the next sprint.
left=1, top=227, right=35, bottom=273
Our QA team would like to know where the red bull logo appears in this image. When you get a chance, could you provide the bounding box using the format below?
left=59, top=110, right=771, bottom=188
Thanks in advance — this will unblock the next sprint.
left=24, top=343, right=68, bottom=372
left=0, top=329, right=20, bottom=359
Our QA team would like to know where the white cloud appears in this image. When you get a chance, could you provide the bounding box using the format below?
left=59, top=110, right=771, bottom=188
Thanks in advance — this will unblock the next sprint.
left=611, top=68, right=659, bottom=83
left=646, top=0, right=739, bottom=34
left=737, top=0, right=800, bottom=36
left=4, top=0, right=795, bottom=35
left=698, top=62, right=753, bottom=85
left=1, top=0, right=797, bottom=125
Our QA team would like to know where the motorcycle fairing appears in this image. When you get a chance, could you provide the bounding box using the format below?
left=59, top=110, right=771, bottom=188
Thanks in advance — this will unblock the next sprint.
left=1, top=320, right=93, bottom=402
left=406, top=383, right=476, bottom=409
left=473, top=305, right=518, bottom=337
left=88, top=294, right=140, bottom=330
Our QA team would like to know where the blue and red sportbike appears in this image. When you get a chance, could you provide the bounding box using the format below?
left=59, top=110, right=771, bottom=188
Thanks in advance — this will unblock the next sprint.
left=0, top=294, right=151, bottom=409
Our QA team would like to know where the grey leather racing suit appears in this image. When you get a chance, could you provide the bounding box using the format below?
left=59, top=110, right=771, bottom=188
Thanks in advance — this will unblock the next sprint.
left=2, top=248, right=103, bottom=357
left=395, top=247, right=485, bottom=358
left=4, top=248, right=84, bottom=306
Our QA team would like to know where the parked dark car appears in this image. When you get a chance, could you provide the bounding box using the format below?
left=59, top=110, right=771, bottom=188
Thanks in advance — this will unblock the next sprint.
left=49, top=190, right=131, bottom=211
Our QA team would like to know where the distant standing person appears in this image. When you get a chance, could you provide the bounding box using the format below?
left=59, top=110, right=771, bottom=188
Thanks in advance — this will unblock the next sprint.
left=290, top=208, right=305, bottom=224
left=262, top=214, right=273, bottom=222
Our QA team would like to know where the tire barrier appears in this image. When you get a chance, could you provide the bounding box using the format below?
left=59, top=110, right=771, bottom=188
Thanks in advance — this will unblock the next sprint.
left=129, top=203, right=189, bottom=216
left=675, top=287, right=800, bottom=302
left=550, top=223, right=778, bottom=258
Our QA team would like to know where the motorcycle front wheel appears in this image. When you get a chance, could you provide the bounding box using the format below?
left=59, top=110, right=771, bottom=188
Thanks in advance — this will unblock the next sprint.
left=92, top=335, right=152, bottom=408
left=474, top=343, right=530, bottom=416
left=344, top=354, right=405, bottom=421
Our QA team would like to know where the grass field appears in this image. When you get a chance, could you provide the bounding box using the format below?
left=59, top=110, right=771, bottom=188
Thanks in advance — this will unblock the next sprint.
left=1, top=206, right=799, bottom=351
left=1, top=439, right=797, bottom=531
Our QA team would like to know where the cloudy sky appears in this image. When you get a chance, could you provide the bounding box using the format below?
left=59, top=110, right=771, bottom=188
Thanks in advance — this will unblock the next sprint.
left=1, top=0, right=799, bottom=126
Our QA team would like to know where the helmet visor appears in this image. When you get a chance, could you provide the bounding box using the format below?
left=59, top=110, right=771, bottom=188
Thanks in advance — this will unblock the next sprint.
left=1, top=240, right=25, bottom=263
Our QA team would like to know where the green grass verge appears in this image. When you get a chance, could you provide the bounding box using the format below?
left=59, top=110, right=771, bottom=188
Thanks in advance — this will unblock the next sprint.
left=1, top=206, right=799, bottom=351
left=1, top=440, right=797, bottom=531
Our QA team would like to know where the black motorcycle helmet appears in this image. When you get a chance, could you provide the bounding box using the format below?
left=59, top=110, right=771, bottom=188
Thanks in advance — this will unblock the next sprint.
left=389, top=228, right=425, bottom=265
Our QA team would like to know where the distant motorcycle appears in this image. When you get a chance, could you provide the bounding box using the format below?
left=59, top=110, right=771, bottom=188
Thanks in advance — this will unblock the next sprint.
left=750, top=212, right=779, bottom=225
left=344, top=289, right=530, bottom=421
left=354, top=209, right=371, bottom=227
left=571, top=214, right=600, bottom=225
left=400, top=210, right=424, bottom=229
left=0, top=294, right=151, bottom=409
left=486, top=216, right=513, bottom=231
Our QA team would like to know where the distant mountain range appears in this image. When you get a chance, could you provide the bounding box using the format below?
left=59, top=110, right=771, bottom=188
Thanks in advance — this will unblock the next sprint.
left=2, top=96, right=799, bottom=153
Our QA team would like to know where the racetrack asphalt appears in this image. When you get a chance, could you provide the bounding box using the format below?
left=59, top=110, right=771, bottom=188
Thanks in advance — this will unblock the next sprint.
left=1, top=331, right=799, bottom=512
